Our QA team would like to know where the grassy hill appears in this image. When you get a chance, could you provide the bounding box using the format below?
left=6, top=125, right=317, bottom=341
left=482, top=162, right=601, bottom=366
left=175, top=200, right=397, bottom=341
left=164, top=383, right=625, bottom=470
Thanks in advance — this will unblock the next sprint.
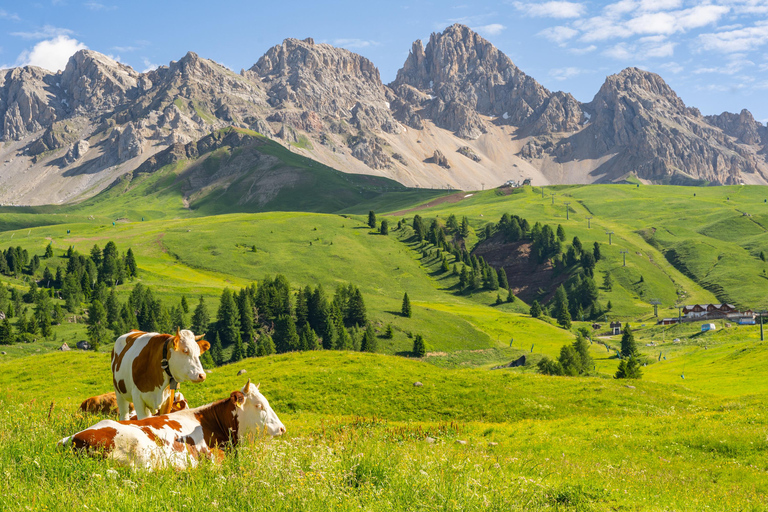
left=1, top=351, right=767, bottom=511
left=3, top=179, right=768, bottom=509
left=386, top=184, right=768, bottom=316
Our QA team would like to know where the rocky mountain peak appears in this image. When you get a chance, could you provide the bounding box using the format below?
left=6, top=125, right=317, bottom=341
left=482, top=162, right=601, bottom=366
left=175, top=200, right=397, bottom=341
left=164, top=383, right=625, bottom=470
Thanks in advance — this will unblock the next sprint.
left=705, top=108, right=765, bottom=146
left=593, top=67, right=686, bottom=113
left=249, top=38, right=387, bottom=116
left=59, top=49, right=139, bottom=113
left=391, top=24, right=582, bottom=138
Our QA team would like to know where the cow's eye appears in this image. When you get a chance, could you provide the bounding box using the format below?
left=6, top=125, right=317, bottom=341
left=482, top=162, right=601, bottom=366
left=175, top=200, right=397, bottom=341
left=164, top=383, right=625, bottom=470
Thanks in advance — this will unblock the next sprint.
left=183, top=348, right=189, bottom=354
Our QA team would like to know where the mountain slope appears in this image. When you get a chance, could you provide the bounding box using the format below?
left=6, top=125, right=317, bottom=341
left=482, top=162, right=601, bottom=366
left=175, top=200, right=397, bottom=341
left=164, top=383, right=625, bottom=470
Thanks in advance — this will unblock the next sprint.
left=0, top=25, right=767, bottom=207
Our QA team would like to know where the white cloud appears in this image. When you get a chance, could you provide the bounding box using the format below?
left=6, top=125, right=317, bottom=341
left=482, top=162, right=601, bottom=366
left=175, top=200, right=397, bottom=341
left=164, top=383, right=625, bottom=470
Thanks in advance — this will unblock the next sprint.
left=513, top=1, right=586, bottom=18
left=11, top=25, right=74, bottom=40
left=15, top=35, right=86, bottom=72
left=332, top=38, right=380, bottom=49
left=697, top=20, right=768, bottom=53
left=474, top=23, right=506, bottom=36
left=142, top=58, right=158, bottom=73
left=603, top=36, right=675, bottom=59
left=538, top=25, right=578, bottom=43
left=659, top=61, right=684, bottom=73
left=603, top=42, right=633, bottom=59
left=549, top=66, right=584, bottom=80
left=568, top=44, right=597, bottom=54
left=0, top=9, right=21, bottom=21
left=84, top=2, right=117, bottom=10
left=637, top=0, right=683, bottom=12
left=694, top=56, right=755, bottom=74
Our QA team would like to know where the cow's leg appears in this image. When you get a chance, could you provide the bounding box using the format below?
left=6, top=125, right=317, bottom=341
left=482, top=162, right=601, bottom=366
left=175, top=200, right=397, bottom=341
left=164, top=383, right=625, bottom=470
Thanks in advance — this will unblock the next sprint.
left=131, top=392, right=153, bottom=420
left=115, top=393, right=132, bottom=421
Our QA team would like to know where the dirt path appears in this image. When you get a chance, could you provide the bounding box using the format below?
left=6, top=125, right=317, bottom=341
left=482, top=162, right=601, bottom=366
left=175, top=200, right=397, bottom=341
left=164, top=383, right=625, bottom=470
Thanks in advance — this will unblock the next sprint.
left=390, top=191, right=470, bottom=216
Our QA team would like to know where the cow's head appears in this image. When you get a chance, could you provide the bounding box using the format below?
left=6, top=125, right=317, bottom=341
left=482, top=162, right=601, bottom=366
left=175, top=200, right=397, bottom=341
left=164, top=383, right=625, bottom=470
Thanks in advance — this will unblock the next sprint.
left=233, top=379, right=286, bottom=438
left=168, top=328, right=209, bottom=383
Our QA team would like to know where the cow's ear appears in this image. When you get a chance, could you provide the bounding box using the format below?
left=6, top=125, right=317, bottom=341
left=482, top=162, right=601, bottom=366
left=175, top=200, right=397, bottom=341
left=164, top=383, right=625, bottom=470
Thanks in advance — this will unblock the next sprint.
left=230, top=391, right=246, bottom=410
left=197, top=340, right=210, bottom=354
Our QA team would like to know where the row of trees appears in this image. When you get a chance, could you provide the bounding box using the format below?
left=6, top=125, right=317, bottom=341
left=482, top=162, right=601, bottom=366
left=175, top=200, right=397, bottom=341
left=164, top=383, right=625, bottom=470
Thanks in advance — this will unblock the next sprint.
left=181, top=276, right=375, bottom=367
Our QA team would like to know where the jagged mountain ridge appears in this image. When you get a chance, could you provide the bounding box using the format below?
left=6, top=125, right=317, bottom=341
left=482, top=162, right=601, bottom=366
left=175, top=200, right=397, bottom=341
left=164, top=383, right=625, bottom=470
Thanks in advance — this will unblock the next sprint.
left=0, top=24, right=766, bottom=206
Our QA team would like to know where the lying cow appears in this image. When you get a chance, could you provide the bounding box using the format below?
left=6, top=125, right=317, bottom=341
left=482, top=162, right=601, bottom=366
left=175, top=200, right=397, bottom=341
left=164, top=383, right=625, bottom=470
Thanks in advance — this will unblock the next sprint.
left=60, top=380, right=285, bottom=470
left=79, top=392, right=127, bottom=416
left=79, top=392, right=188, bottom=418
left=111, top=328, right=209, bottom=420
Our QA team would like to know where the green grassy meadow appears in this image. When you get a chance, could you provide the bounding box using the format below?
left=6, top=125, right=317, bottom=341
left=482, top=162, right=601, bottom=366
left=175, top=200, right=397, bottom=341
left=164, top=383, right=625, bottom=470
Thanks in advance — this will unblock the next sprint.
left=2, top=180, right=768, bottom=510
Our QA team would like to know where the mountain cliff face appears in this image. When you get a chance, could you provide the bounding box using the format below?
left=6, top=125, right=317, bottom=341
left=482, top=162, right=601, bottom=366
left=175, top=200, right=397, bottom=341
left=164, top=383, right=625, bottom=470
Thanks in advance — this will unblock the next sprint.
left=391, top=24, right=583, bottom=139
left=0, top=24, right=766, bottom=206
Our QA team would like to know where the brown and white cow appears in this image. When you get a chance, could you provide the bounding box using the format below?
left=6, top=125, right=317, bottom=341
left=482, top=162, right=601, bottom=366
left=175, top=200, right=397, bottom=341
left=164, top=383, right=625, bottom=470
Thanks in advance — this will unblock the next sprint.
left=80, top=391, right=188, bottom=418
left=111, top=329, right=209, bottom=421
left=60, top=380, right=286, bottom=470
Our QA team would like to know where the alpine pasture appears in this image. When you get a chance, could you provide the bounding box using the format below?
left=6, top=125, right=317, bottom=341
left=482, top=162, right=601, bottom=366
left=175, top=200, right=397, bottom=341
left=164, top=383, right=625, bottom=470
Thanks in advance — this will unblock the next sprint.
left=1, top=181, right=768, bottom=511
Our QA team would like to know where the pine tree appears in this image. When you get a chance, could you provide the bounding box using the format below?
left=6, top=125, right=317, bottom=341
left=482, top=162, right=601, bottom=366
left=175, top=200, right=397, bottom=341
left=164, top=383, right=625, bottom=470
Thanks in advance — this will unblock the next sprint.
left=200, top=349, right=215, bottom=369
left=593, top=242, right=602, bottom=262
left=384, top=324, right=394, bottom=339
left=557, top=224, right=566, bottom=242
left=181, top=295, right=189, bottom=314
left=573, top=334, right=592, bottom=374
left=334, top=321, right=353, bottom=350
left=489, top=267, right=499, bottom=290
left=86, top=300, right=108, bottom=351
left=558, top=345, right=581, bottom=376
left=44, top=243, right=53, bottom=259
left=460, top=216, right=470, bottom=238
left=191, top=296, right=210, bottom=334
left=125, top=248, right=138, bottom=277
left=495, top=294, right=503, bottom=305
left=506, top=288, right=515, bottom=303
left=412, top=334, right=426, bottom=357
left=530, top=300, right=542, bottom=318
left=607, top=300, right=613, bottom=311
left=603, top=271, right=613, bottom=291
left=620, top=323, right=638, bottom=358
left=209, top=332, right=224, bottom=366
left=615, top=356, right=642, bottom=379
left=104, top=288, right=119, bottom=327
left=0, top=317, right=13, bottom=345
left=238, top=289, right=255, bottom=343
left=274, top=314, right=300, bottom=353
left=246, top=337, right=257, bottom=358
left=553, top=285, right=571, bottom=328
left=401, top=292, right=412, bottom=318
left=761, top=251, right=766, bottom=262
left=368, top=211, right=377, bottom=229
left=360, top=324, right=377, bottom=352
left=256, top=334, right=276, bottom=356
left=230, top=333, right=245, bottom=363
left=347, top=287, right=367, bottom=326
left=380, top=219, right=389, bottom=235
left=441, top=257, right=450, bottom=273
left=171, top=305, right=186, bottom=331
left=497, top=268, right=509, bottom=289
left=216, top=289, right=240, bottom=348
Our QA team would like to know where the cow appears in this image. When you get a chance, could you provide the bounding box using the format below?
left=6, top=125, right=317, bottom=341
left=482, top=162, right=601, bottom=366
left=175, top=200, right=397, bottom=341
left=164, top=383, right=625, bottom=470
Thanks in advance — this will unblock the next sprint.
left=59, top=380, right=285, bottom=470
left=79, top=392, right=127, bottom=416
left=111, top=328, right=210, bottom=421
left=79, top=392, right=188, bottom=418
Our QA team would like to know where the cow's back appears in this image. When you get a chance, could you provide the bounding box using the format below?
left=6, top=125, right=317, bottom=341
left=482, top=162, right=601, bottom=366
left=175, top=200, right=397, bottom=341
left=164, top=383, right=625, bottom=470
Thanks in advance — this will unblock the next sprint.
left=112, top=331, right=156, bottom=395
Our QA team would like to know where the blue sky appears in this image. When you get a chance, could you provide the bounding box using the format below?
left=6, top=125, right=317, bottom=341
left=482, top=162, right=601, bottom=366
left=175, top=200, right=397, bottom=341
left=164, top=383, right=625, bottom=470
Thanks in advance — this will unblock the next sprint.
left=2, top=0, right=767, bottom=123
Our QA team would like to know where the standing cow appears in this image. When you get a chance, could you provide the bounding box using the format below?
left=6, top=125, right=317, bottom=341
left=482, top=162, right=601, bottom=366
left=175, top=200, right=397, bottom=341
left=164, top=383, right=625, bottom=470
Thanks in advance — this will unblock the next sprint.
left=112, top=328, right=210, bottom=420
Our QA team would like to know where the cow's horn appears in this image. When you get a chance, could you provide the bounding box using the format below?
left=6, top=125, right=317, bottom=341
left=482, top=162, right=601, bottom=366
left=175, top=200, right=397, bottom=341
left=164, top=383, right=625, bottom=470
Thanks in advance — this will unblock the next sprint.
left=194, top=334, right=205, bottom=341
left=175, top=326, right=180, bottom=337
left=246, top=378, right=251, bottom=389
